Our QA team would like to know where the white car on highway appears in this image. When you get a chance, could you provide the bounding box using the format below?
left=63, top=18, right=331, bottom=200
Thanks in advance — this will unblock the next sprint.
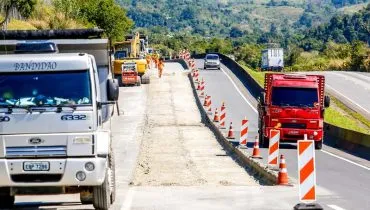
left=204, top=54, right=221, bottom=70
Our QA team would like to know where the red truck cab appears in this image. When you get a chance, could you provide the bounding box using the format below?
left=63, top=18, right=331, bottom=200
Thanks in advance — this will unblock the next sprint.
left=258, top=73, right=330, bottom=149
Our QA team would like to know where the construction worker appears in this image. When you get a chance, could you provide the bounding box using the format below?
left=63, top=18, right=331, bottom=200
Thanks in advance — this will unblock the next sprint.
left=145, top=54, right=151, bottom=69
left=158, top=57, right=165, bottom=78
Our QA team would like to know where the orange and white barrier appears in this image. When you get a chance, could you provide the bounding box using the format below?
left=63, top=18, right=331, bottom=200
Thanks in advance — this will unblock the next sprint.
left=268, top=130, right=280, bottom=168
left=206, top=96, right=212, bottom=114
left=219, top=102, right=226, bottom=129
left=298, top=140, right=316, bottom=202
left=203, top=95, right=209, bottom=106
left=199, top=79, right=205, bottom=98
left=239, top=117, right=248, bottom=147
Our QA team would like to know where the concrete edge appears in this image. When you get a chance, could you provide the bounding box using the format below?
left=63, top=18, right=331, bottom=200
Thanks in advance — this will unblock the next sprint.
left=187, top=73, right=281, bottom=186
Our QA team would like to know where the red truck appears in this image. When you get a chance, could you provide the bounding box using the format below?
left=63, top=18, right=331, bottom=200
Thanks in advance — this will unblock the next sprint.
left=258, top=73, right=330, bottom=149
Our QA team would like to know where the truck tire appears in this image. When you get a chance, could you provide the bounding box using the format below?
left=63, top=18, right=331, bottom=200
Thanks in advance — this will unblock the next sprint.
left=315, top=140, right=323, bottom=150
left=0, top=188, right=14, bottom=209
left=93, top=170, right=111, bottom=210
left=80, top=191, right=92, bottom=204
left=141, top=74, right=150, bottom=84
left=115, top=75, right=123, bottom=87
left=136, top=76, right=141, bottom=86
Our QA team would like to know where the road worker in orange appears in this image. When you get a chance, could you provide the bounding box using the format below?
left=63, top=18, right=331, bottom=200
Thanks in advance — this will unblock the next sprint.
left=158, top=57, right=165, bottom=78
left=145, top=55, right=151, bottom=69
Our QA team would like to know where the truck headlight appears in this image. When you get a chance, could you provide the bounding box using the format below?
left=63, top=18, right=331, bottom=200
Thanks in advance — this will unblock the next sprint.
left=85, top=162, right=95, bottom=171
left=73, top=137, right=92, bottom=144
left=76, top=171, right=86, bottom=181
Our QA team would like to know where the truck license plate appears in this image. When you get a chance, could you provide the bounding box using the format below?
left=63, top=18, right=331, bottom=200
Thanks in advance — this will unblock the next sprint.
left=23, top=162, right=50, bottom=171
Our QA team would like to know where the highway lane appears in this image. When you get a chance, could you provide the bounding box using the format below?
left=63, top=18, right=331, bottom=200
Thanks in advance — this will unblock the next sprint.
left=195, top=59, right=370, bottom=210
left=322, top=71, right=370, bottom=119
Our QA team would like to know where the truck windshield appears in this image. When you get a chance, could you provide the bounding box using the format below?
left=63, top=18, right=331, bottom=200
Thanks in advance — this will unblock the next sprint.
left=271, top=87, right=318, bottom=107
left=0, top=70, right=91, bottom=107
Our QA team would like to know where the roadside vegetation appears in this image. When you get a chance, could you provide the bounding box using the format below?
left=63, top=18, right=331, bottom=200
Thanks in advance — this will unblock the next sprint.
left=0, top=0, right=133, bottom=40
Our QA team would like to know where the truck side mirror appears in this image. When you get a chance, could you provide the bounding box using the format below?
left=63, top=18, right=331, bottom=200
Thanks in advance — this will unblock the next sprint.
left=324, top=95, right=330, bottom=108
left=107, top=79, right=119, bottom=101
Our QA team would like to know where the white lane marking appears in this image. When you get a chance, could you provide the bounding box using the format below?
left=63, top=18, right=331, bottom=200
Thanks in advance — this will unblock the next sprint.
left=217, top=64, right=370, bottom=171
left=328, top=204, right=346, bottom=210
left=120, top=188, right=135, bottom=210
left=326, top=84, right=370, bottom=114
left=219, top=67, right=258, bottom=113
left=321, top=149, right=370, bottom=171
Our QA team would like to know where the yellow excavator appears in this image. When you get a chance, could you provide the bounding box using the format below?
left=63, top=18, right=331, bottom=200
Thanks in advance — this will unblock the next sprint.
left=112, top=32, right=150, bottom=85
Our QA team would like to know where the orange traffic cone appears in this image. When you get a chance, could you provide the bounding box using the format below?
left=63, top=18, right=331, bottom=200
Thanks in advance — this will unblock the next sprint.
left=213, top=108, right=220, bottom=122
left=252, top=136, right=262, bottom=159
left=277, top=155, right=289, bottom=185
left=227, top=122, right=235, bottom=139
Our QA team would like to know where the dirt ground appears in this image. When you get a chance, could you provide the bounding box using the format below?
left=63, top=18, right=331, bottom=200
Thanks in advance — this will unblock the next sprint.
left=131, top=63, right=258, bottom=186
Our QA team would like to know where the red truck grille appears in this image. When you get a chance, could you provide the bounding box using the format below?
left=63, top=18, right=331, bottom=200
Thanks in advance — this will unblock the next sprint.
left=281, top=123, right=306, bottom=129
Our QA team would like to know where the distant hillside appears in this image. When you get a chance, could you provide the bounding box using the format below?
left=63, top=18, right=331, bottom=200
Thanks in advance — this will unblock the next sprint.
left=117, top=0, right=370, bottom=37
left=306, top=4, right=370, bottom=47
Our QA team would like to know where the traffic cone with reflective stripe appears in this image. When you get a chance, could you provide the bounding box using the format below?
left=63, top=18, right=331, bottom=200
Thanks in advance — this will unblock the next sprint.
left=277, top=155, right=289, bottom=185
left=227, top=122, right=235, bottom=139
left=213, top=108, right=220, bottom=122
left=252, top=136, right=262, bottom=159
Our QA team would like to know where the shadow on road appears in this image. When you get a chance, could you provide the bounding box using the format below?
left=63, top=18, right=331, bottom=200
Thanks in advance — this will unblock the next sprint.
left=6, top=202, right=93, bottom=210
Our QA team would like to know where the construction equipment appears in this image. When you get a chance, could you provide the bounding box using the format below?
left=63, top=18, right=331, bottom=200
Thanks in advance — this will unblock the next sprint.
left=121, top=61, right=141, bottom=86
left=258, top=73, right=330, bottom=150
left=113, top=32, right=150, bottom=85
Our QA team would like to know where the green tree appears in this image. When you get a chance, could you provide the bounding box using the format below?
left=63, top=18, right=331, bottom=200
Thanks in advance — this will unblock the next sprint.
left=0, top=0, right=37, bottom=27
left=77, top=0, right=133, bottom=40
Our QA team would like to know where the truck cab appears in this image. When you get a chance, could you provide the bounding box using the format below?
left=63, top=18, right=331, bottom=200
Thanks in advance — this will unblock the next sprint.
left=0, top=29, right=119, bottom=209
left=258, top=73, right=330, bottom=149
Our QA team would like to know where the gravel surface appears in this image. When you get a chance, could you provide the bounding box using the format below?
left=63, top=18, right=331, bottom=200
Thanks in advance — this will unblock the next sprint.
left=132, top=63, right=258, bottom=186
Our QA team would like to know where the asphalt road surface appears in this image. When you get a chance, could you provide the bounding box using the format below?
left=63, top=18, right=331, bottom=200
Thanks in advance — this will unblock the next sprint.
left=12, top=62, right=370, bottom=210
left=322, top=71, right=370, bottom=120
left=195, top=59, right=370, bottom=210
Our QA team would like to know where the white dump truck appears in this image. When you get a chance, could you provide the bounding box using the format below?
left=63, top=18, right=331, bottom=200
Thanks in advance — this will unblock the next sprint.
left=261, top=48, right=284, bottom=71
left=0, top=29, right=119, bottom=210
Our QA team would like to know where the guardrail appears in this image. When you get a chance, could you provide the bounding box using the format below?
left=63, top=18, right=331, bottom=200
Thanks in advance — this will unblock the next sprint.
left=194, top=53, right=370, bottom=160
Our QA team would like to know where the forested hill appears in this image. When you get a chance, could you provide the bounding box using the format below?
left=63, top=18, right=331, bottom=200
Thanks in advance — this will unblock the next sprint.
left=117, top=0, right=369, bottom=37
left=305, top=4, right=370, bottom=46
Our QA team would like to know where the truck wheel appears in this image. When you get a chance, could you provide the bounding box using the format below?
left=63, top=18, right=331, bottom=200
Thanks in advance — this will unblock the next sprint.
left=141, top=74, right=150, bottom=84
left=315, top=140, right=323, bottom=150
left=136, top=77, right=141, bottom=86
left=115, top=75, right=123, bottom=87
left=204, top=66, right=207, bottom=70
left=93, top=170, right=111, bottom=210
left=80, top=191, right=92, bottom=204
left=0, top=188, right=14, bottom=209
